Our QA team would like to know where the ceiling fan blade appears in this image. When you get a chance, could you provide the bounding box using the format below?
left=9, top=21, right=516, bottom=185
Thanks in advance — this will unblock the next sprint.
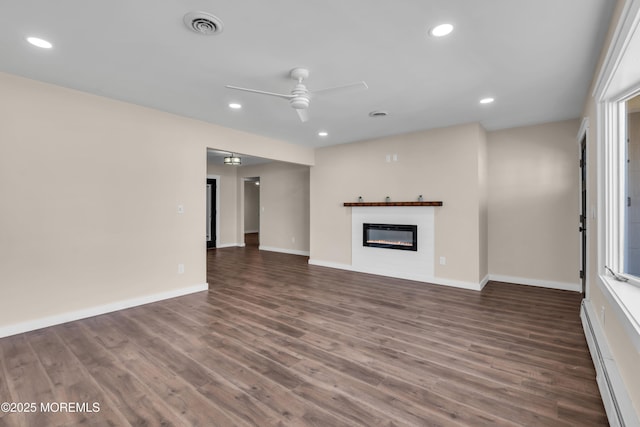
left=311, top=81, right=368, bottom=95
left=225, top=85, right=294, bottom=99
left=296, top=108, right=309, bottom=123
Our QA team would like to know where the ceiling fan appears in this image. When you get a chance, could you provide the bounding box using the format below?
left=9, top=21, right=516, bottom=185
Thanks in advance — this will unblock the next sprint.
left=225, top=68, right=368, bottom=123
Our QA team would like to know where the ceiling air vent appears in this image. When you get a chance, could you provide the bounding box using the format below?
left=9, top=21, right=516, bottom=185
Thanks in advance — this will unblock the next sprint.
left=369, top=110, right=388, bottom=118
left=183, top=11, right=224, bottom=35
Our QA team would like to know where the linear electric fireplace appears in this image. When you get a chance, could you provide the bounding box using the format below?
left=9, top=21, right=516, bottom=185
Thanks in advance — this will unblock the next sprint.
left=363, top=223, right=418, bottom=251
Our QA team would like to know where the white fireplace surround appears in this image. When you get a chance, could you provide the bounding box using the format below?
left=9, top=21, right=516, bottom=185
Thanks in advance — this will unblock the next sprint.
left=352, top=206, right=435, bottom=282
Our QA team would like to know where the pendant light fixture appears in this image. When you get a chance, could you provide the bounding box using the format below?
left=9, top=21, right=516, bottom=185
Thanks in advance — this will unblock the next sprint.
left=223, top=153, right=241, bottom=165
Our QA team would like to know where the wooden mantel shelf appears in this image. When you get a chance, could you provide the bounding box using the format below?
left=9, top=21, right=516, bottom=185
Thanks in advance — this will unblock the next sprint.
left=343, top=201, right=443, bottom=207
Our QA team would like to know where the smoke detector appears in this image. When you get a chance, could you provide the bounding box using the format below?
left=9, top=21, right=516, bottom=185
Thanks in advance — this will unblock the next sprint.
left=183, top=11, right=224, bottom=35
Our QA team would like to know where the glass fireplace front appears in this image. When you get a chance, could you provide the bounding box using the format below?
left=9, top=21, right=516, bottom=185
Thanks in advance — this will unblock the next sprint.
left=363, top=223, right=417, bottom=251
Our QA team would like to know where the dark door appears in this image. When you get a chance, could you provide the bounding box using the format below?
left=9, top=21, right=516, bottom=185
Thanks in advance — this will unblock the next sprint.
left=207, top=178, right=217, bottom=248
left=580, top=136, right=587, bottom=294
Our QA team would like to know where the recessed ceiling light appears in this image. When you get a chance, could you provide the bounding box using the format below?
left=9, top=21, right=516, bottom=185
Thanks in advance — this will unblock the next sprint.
left=228, top=103, right=242, bottom=109
left=480, top=97, right=495, bottom=104
left=26, top=37, right=53, bottom=49
left=318, top=131, right=328, bottom=137
left=429, top=24, right=453, bottom=37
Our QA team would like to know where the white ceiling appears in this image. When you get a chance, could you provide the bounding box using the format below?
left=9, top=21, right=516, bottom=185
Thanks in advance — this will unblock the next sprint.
left=0, top=1, right=614, bottom=148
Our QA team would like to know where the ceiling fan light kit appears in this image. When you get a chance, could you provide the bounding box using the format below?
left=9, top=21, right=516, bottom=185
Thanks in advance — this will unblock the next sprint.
left=225, top=67, right=367, bottom=123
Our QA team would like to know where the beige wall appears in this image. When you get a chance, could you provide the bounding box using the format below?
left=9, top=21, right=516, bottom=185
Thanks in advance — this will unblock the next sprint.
left=580, top=0, right=640, bottom=413
left=206, top=163, right=240, bottom=246
left=206, top=160, right=310, bottom=252
left=487, top=119, right=580, bottom=285
left=478, top=125, right=489, bottom=281
left=310, top=123, right=486, bottom=284
left=239, top=162, right=310, bottom=253
left=0, top=71, right=313, bottom=331
left=244, top=181, right=260, bottom=233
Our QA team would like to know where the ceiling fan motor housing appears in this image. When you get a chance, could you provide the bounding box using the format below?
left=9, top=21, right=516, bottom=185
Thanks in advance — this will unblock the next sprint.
left=290, top=83, right=310, bottom=109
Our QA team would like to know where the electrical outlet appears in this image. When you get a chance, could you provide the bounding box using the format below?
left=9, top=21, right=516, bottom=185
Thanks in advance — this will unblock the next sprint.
left=385, top=154, right=391, bottom=163
left=178, top=263, right=185, bottom=274
left=439, top=256, right=446, bottom=265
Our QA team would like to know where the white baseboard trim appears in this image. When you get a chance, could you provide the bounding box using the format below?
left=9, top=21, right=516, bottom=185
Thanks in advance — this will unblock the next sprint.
left=479, top=274, right=490, bottom=290
left=489, top=274, right=581, bottom=292
left=244, top=229, right=259, bottom=234
left=581, top=300, right=640, bottom=427
left=307, top=259, right=353, bottom=270
left=260, top=246, right=310, bottom=256
left=216, top=243, right=244, bottom=249
left=0, top=283, right=209, bottom=339
left=308, top=259, right=484, bottom=291
left=426, top=276, right=484, bottom=291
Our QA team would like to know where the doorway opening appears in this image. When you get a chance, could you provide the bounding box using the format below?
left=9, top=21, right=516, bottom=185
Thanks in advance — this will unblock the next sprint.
left=244, top=177, right=260, bottom=247
left=206, top=175, right=220, bottom=249
left=579, top=134, right=587, bottom=294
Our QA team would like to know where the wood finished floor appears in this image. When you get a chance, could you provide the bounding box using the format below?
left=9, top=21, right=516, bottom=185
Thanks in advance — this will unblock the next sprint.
left=0, top=237, right=607, bottom=426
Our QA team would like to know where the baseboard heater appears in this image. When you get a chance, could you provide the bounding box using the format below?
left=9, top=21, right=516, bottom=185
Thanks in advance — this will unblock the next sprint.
left=581, top=300, right=640, bottom=427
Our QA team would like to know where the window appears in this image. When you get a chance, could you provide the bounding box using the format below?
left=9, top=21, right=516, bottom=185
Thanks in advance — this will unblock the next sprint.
left=598, top=92, right=640, bottom=353
left=607, top=93, right=640, bottom=285
left=595, top=0, right=640, bottom=351
left=625, top=96, right=640, bottom=276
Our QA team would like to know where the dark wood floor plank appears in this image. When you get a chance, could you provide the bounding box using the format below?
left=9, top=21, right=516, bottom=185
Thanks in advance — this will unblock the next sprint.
left=156, top=302, right=415, bottom=427
left=217, top=276, right=584, bottom=341
left=292, top=358, right=461, bottom=427
left=0, top=244, right=607, bottom=426
left=0, top=350, right=14, bottom=425
left=170, top=296, right=522, bottom=426
left=160, top=299, right=458, bottom=426
left=80, top=314, right=255, bottom=427
left=54, top=322, right=185, bottom=427
left=203, top=285, right=569, bottom=425
left=121, top=301, right=355, bottom=427
left=27, top=329, right=128, bottom=427
left=113, top=310, right=291, bottom=427
left=207, top=244, right=606, bottom=425
left=0, top=334, right=71, bottom=427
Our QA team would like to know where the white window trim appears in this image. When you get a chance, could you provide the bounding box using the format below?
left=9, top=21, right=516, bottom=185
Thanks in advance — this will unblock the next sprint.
left=595, top=0, right=640, bottom=353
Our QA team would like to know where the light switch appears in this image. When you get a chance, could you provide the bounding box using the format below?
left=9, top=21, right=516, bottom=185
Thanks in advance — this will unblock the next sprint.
left=177, top=204, right=184, bottom=214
